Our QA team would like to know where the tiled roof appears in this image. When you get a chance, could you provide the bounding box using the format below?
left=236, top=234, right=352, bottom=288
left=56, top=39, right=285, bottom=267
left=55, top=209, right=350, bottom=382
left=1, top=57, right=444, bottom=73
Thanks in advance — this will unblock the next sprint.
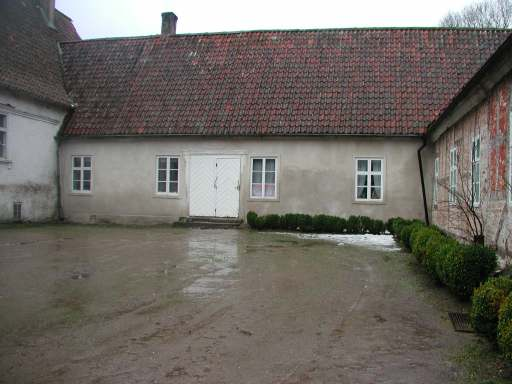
left=60, top=28, right=510, bottom=136
left=0, top=0, right=80, bottom=107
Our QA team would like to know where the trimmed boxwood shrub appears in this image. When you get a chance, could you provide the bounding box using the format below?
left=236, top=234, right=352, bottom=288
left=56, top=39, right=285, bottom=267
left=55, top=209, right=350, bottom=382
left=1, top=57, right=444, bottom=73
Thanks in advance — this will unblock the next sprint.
left=264, top=214, right=281, bottom=230
left=296, top=214, right=313, bottom=232
left=442, top=243, right=497, bottom=299
left=247, top=211, right=258, bottom=228
left=471, top=277, right=512, bottom=339
left=346, top=215, right=362, bottom=234
left=369, top=219, right=386, bottom=235
left=399, top=222, right=424, bottom=251
left=498, top=293, right=512, bottom=360
left=411, top=226, right=442, bottom=263
left=422, top=232, right=451, bottom=281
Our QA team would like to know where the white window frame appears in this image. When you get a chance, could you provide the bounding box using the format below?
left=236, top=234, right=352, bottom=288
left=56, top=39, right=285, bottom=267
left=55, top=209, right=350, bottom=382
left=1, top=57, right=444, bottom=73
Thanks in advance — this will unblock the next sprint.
left=471, top=136, right=481, bottom=207
left=0, top=114, right=7, bottom=160
left=155, top=155, right=179, bottom=196
left=449, top=147, right=457, bottom=204
left=354, top=157, right=384, bottom=202
left=433, top=157, right=439, bottom=206
left=71, top=155, right=93, bottom=193
left=250, top=157, right=278, bottom=199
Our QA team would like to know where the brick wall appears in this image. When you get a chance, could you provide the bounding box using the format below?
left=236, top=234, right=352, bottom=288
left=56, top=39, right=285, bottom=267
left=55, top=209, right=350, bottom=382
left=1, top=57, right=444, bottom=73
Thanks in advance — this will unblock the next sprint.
left=432, top=75, right=512, bottom=263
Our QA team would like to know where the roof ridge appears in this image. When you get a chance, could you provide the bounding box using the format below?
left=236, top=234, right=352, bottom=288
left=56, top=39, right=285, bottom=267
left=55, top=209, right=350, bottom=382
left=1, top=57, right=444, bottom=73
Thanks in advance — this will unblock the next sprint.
left=59, top=26, right=512, bottom=44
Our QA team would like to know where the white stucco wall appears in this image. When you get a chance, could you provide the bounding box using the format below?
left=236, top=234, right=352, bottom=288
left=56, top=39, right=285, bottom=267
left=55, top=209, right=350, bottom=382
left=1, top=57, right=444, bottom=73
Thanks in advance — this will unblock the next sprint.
left=59, top=136, right=426, bottom=225
left=0, top=90, right=66, bottom=222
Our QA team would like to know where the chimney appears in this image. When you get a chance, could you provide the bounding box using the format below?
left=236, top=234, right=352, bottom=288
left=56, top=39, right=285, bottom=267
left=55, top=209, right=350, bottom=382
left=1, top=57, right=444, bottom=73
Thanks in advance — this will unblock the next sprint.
left=39, top=0, right=55, bottom=28
left=161, top=12, right=178, bottom=35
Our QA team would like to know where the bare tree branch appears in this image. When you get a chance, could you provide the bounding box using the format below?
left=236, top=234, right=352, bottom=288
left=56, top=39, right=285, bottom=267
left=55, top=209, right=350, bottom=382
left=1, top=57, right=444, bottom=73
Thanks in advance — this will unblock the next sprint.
left=440, top=0, right=512, bottom=28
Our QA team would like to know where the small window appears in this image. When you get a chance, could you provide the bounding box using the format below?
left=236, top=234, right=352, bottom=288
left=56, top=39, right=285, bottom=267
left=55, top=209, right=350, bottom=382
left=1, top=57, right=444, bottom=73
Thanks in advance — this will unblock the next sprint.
left=72, top=156, right=92, bottom=193
left=251, top=157, right=277, bottom=199
left=0, top=114, right=6, bottom=159
left=449, top=147, right=457, bottom=204
left=433, top=157, right=439, bottom=206
left=156, top=156, right=179, bottom=195
left=472, top=137, right=480, bottom=207
left=355, top=158, right=383, bottom=201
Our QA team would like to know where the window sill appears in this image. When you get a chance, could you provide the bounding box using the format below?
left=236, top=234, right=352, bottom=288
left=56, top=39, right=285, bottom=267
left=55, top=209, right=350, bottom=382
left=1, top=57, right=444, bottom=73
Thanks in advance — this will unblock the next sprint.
left=248, top=197, right=280, bottom=203
left=352, top=200, right=385, bottom=205
left=0, top=158, right=12, bottom=165
left=70, top=192, right=92, bottom=196
left=153, top=194, right=180, bottom=200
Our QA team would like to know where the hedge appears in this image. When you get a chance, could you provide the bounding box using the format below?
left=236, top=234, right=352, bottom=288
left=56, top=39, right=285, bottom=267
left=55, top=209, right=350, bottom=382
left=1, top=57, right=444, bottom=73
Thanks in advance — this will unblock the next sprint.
left=471, top=277, right=512, bottom=339
left=246, top=211, right=386, bottom=235
left=498, top=293, right=512, bottom=360
left=389, top=218, right=497, bottom=300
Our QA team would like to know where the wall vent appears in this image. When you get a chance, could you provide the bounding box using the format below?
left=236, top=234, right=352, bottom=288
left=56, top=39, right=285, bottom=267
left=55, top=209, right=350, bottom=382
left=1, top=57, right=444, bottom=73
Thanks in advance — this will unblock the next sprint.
left=13, top=201, right=22, bottom=222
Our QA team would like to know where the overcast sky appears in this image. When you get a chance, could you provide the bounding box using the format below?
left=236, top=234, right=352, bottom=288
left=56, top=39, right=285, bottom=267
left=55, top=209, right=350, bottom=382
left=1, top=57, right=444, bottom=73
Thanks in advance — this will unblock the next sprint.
left=56, top=0, right=476, bottom=39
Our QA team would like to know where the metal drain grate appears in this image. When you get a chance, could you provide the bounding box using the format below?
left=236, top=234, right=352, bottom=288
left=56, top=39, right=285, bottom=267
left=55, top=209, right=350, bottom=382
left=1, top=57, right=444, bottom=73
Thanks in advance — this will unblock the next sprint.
left=448, top=312, right=474, bottom=333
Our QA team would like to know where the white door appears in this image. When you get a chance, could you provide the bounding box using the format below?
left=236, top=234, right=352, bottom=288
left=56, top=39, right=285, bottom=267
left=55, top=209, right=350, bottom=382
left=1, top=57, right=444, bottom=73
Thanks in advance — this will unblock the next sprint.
left=189, top=156, right=216, bottom=217
left=189, top=156, right=240, bottom=218
left=216, top=158, right=240, bottom=218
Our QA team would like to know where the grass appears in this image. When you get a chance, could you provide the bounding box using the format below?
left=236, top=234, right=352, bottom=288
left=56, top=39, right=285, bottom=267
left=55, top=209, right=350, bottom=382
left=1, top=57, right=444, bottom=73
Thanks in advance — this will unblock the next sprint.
left=452, top=338, right=512, bottom=384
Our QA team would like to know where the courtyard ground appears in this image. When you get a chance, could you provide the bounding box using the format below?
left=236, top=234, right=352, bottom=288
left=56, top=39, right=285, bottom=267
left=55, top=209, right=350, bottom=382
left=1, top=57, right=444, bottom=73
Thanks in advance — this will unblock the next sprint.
left=0, top=225, right=507, bottom=383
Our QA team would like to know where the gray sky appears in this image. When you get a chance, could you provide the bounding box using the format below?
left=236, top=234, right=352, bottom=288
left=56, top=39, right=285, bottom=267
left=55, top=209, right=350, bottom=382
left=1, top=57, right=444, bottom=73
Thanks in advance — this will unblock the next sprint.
left=56, top=0, right=476, bottom=39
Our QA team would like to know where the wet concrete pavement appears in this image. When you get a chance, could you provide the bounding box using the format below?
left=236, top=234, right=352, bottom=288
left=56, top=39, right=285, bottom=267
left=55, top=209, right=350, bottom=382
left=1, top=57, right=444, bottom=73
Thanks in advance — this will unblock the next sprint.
left=0, top=225, right=474, bottom=383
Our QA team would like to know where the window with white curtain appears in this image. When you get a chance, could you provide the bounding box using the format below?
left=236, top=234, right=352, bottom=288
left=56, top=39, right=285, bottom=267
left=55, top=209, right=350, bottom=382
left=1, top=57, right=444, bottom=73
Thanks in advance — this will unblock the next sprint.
left=355, top=158, right=383, bottom=201
left=471, top=136, right=480, bottom=206
left=251, top=158, right=277, bottom=199
left=449, top=147, right=457, bottom=204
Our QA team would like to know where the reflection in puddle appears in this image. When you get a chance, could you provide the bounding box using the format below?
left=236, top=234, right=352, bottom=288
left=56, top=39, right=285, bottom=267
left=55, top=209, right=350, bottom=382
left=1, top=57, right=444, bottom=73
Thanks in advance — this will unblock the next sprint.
left=182, top=236, right=239, bottom=298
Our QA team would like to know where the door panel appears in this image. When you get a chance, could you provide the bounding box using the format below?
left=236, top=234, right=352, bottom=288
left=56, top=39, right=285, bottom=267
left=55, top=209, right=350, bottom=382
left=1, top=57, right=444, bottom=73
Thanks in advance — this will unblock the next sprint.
left=189, top=156, right=216, bottom=217
left=215, top=158, right=240, bottom=218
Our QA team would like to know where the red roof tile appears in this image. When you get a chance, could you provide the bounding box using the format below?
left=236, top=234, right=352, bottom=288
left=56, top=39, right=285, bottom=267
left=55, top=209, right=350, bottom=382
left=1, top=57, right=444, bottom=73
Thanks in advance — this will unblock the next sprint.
left=0, top=0, right=80, bottom=107
left=60, top=28, right=510, bottom=136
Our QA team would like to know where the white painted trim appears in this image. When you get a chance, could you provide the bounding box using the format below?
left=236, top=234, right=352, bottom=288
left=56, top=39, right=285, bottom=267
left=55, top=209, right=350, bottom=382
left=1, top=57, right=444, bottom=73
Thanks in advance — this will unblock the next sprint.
left=155, top=155, right=180, bottom=197
left=0, top=113, right=7, bottom=161
left=449, top=146, right=457, bottom=205
left=0, top=104, right=60, bottom=125
left=353, top=157, right=384, bottom=202
left=249, top=156, right=279, bottom=200
left=71, top=155, right=93, bottom=194
left=471, top=135, right=481, bottom=207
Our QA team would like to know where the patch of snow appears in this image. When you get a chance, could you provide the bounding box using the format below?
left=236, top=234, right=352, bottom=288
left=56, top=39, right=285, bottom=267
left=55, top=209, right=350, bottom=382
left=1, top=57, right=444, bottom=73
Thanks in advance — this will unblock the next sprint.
left=275, top=232, right=401, bottom=252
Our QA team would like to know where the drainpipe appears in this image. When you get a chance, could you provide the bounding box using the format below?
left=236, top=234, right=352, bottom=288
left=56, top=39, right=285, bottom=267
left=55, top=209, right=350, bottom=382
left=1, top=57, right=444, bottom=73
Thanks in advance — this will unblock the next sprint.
left=418, top=136, right=430, bottom=225
left=55, top=105, right=75, bottom=221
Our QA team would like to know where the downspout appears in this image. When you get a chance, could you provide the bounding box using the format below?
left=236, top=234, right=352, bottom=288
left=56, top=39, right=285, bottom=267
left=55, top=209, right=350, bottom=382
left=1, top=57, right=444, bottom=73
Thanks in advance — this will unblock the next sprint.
left=55, top=106, right=75, bottom=221
left=418, top=136, right=430, bottom=225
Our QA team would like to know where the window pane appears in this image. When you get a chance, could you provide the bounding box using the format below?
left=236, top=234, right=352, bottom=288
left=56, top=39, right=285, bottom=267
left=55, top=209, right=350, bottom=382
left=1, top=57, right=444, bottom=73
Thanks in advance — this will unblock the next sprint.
left=83, top=170, right=91, bottom=182
left=265, top=159, right=276, bottom=172
left=357, top=186, right=367, bottom=199
left=169, top=182, right=178, bottom=193
left=170, top=170, right=178, bottom=182
left=357, top=174, right=367, bottom=187
left=264, top=184, right=275, bottom=197
left=158, top=170, right=166, bottom=182
left=252, top=183, right=262, bottom=197
left=0, top=144, right=4, bottom=158
left=157, top=182, right=166, bottom=193
left=73, top=170, right=81, bottom=181
left=73, top=157, right=81, bottom=168
left=0, top=131, right=5, bottom=145
left=0, top=115, right=5, bottom=128
left=371, top=160, right=381, bottom=172
left=357, top=160, right=368, bottom=172
left=73, top=180, right=81, bottom=191
left=83, top=157, right=91, bottom=167
left=252, top=159, right=263, bottom=172
left=158, top=157, right=167, bottom=170
left=83, top=181, right=91, bottom=191
left=371, top=187, right=381, bottom=200
left=265, top=171, right=275, bottom=184
left=371, top=175, right=381, bottom=187
left=252, top=171, right=262, bottom=183
left=170, top=158, right=178, bottom=169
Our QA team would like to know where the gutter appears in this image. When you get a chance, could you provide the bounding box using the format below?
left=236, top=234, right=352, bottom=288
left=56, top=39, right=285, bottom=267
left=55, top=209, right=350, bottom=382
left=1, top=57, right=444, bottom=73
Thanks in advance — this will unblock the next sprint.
left=55, top=106, right=75, bottom=221
left=417, top=136, right=429, bottom=225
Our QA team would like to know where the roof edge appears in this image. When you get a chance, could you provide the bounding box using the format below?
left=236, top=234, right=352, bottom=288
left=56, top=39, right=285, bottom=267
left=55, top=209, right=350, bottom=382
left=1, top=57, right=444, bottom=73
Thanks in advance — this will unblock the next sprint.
left=59, top=26, right=512, bottom=44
